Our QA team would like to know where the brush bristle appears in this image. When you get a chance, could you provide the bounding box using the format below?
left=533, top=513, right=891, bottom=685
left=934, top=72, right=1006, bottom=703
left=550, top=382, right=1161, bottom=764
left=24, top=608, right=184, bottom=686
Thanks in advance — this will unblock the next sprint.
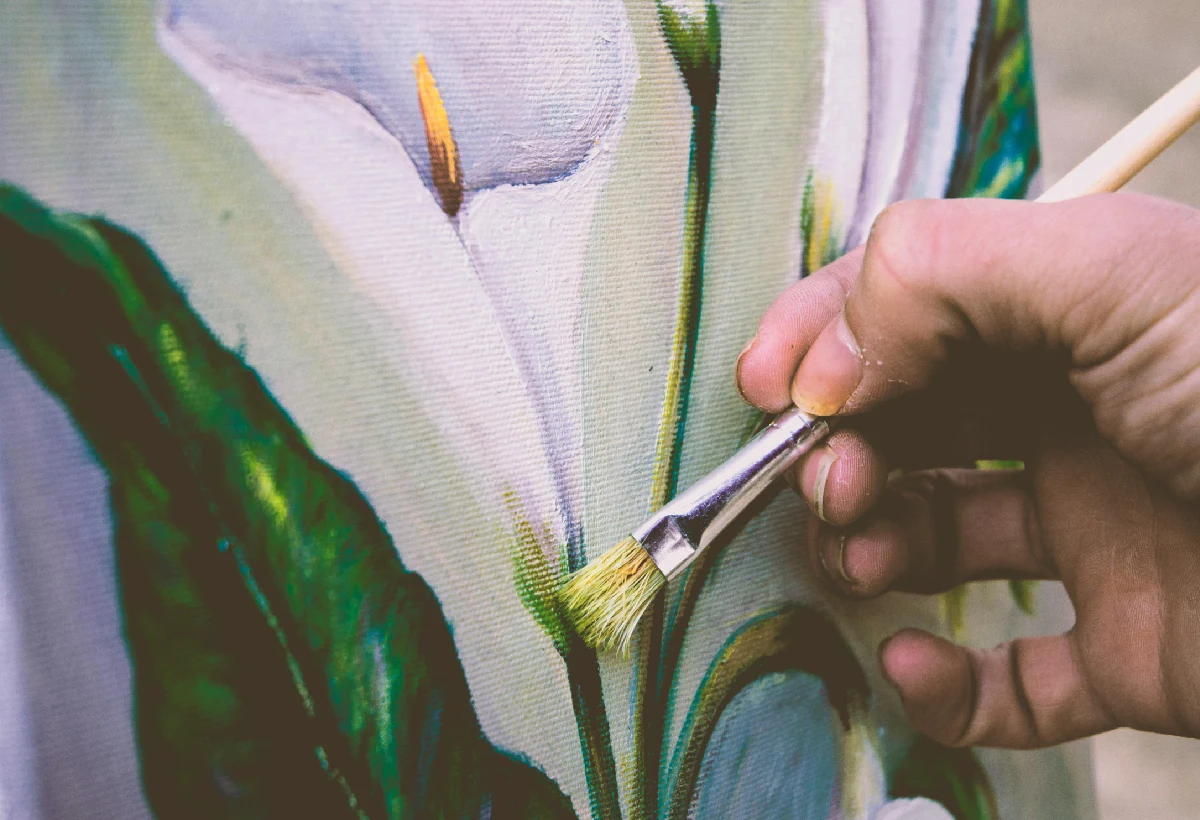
left=557, top=536, right=666, bottom=655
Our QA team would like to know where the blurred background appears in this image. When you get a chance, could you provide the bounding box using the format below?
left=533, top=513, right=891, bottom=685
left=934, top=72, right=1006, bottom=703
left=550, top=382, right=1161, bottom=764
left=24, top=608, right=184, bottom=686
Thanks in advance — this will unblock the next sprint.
left=1029, top=0, right=1200, bottom=817
left=1032, top=0, right=1199, bottom=208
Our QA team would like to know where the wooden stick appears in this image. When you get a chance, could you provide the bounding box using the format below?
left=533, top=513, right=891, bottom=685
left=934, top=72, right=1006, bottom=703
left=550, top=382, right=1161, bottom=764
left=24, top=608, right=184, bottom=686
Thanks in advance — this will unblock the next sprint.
left=1038, top=65, right=1200, bottom=203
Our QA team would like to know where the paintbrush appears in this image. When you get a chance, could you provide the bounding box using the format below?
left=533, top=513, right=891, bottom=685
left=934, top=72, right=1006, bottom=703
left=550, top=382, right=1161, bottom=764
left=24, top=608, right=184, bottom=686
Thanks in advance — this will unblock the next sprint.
left=558, top=64, right=1200, bottom=655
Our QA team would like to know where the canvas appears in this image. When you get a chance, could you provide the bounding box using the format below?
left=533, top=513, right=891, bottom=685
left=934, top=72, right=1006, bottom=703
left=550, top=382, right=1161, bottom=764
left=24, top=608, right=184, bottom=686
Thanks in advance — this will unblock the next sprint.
left=0, top=1, right=1095, bottom=818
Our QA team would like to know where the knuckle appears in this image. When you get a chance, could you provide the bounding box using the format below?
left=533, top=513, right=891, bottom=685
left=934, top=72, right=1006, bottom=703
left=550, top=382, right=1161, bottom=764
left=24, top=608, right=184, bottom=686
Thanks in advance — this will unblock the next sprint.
left=764, top=270, right=843, bottom=335
left=1005, top=640, right=1044, bottom=747
left=944, top=649, right=984, bottom=746
left=886, top=471, right=960, bottom=592
left=863, top=200, right=946, bottom=297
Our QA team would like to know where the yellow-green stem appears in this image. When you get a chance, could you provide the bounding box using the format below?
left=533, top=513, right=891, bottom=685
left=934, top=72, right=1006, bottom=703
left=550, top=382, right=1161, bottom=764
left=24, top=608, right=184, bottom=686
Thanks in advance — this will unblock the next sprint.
left=638, top=99, right=716, bottom=820
left=647, top=104, right=716, bottom=511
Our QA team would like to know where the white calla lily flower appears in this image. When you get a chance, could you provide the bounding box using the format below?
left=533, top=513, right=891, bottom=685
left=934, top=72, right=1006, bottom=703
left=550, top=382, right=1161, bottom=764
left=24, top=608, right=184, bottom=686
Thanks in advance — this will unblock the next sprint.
left=159, top=0, right=637, bottom=571
left=163, top=0, right=634, bottom=196
left=159, top=6, right=637, bottom=805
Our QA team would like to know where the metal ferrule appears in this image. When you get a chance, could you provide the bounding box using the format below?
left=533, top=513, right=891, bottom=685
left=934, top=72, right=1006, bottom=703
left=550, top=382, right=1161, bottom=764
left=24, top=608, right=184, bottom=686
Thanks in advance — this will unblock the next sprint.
left=633, top=408, right=830, bottom=580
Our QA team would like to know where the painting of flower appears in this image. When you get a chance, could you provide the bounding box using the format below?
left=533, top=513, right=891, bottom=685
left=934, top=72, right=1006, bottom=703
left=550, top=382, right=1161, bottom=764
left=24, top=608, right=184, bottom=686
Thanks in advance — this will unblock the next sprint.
left=0, top=1, right=1087, bottom=819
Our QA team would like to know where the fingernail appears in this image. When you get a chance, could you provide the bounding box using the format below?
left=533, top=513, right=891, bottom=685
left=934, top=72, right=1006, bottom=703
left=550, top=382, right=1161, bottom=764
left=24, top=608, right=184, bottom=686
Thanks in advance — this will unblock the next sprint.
left=878, top=635, right=902, bottom=689
left=806, top=448, right=838, bottom=523
left=836, top=534, right=854, bottom=585
left=734, top=335, right=758, bottom=403
left=791, top=314, right=862, bottom=415
left=819, top=530, right=854, bottom=588
left=817, top=529, right=835, bottom=578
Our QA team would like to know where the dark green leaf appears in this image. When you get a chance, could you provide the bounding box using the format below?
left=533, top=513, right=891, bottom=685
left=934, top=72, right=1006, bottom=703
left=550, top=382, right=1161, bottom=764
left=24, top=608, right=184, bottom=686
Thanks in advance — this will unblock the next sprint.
left=946, top=0, right=1040, bottom=199
left=0, top=184, right=576, bottom=819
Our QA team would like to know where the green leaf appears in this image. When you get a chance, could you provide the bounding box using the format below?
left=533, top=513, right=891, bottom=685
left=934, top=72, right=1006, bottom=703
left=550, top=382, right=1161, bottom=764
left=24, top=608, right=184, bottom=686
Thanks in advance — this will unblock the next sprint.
left=662, top=606, right=868, bottom=820
left=889, top=737, right=998, bottom=820
left=506, top=491, right=571, bottom=655
left=114, top=446, right=361, bottom=818
left=0, top=183, right=576, bottom=819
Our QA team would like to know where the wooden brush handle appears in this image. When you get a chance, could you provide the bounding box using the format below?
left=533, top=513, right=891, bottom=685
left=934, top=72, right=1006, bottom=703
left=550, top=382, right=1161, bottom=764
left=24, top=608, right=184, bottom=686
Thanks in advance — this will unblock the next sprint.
left=1038, top=65, right=1200, bottom=203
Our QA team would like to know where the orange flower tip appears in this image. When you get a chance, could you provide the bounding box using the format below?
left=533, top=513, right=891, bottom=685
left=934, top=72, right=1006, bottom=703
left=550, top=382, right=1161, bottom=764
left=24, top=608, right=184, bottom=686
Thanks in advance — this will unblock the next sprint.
left=413, top=52, right=464, bottom=217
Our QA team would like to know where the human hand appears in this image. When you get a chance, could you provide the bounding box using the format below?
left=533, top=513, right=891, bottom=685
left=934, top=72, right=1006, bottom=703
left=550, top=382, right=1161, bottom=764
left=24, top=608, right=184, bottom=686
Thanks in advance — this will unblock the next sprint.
left=736, top=193, right=1200, bottom=748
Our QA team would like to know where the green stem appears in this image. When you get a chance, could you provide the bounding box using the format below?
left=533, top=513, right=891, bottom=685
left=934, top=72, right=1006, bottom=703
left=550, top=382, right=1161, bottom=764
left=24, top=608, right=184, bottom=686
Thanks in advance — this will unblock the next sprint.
left=646, top=103, right=716, bottom=511
left=638, top=97, right=717, bottom=820
left=564, top=640, right=623, bottom=820
left=650, top=411, right=768, bottom=797
left=635, top=597, right=665, bottom=820
left=510, top=501, right=620, bottom=820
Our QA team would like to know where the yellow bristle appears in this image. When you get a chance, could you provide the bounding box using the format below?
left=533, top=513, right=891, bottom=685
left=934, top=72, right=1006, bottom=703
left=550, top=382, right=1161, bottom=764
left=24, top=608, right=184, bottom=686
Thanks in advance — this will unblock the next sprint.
left=557, top=536, right=666, bottom=655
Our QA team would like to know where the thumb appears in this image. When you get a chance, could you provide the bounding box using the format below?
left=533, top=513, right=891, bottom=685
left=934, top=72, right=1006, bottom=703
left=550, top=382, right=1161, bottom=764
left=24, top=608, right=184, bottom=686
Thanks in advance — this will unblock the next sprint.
left=789, top=194, right=1180, bottom=417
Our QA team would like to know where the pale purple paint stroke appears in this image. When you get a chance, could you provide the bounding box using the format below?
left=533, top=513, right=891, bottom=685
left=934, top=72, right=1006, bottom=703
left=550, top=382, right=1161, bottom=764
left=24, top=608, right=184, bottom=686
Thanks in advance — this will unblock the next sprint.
left=847, top=0, right=980, bottom=248
left=849, top=0, right=926, bottom=248
left=804, top=0, right=869, bottom=266
left=0, top=344, right=154, bottom=820
left=163, top=0, right=632, bottom=195
left=890, top=0, right=981, bottom=202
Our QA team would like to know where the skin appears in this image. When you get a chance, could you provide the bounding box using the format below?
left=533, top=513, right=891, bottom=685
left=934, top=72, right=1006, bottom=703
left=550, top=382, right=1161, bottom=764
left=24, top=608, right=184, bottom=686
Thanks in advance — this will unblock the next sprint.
left=736, top=192, right=1200, bottom=748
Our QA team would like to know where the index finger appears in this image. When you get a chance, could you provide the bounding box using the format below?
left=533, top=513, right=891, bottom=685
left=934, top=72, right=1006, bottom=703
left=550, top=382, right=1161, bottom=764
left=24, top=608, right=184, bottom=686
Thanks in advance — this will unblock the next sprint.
left=789, top=194, right=1183, bottom=416
left=736, top=246, right=863, bottom=413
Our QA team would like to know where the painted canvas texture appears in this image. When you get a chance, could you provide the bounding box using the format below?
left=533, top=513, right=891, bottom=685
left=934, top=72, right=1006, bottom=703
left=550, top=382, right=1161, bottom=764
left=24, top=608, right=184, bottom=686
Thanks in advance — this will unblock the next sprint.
left=0, top=1, right=1096, bottom=818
